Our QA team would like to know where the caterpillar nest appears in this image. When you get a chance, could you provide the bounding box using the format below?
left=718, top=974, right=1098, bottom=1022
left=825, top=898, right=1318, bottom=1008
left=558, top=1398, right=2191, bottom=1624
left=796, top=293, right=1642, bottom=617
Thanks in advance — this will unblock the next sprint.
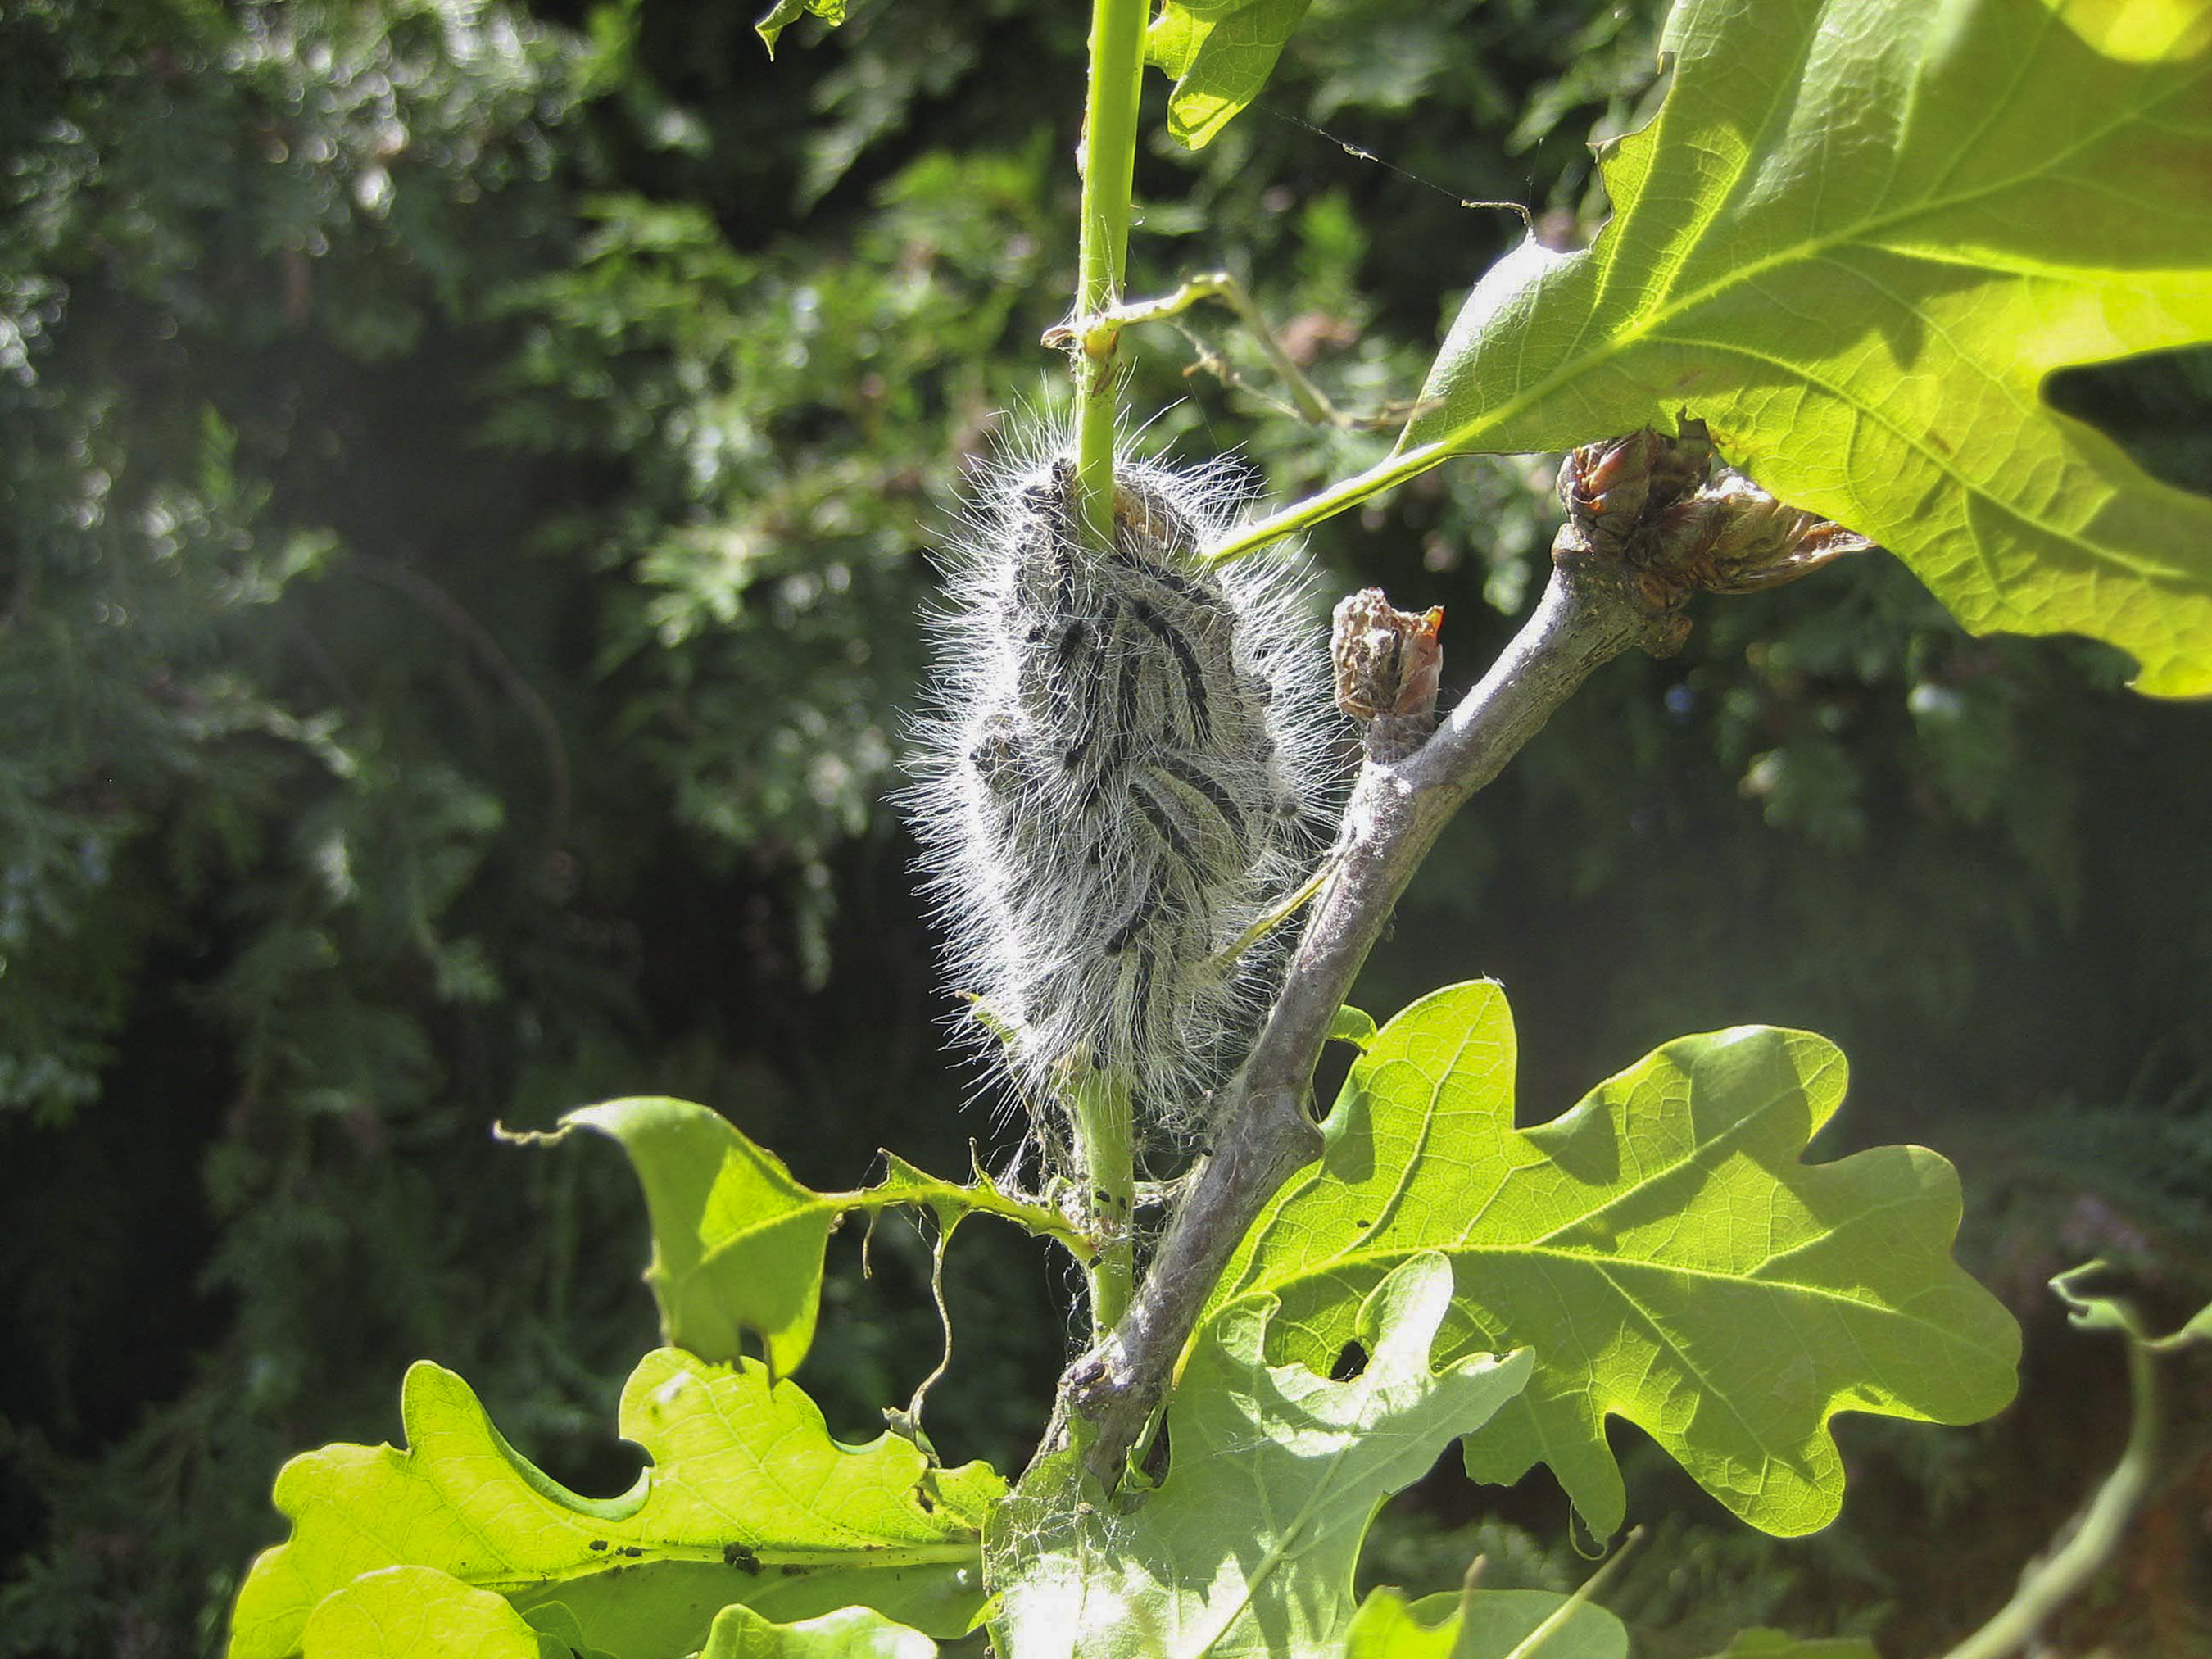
left=909, top=449, right=1336, bottom=1144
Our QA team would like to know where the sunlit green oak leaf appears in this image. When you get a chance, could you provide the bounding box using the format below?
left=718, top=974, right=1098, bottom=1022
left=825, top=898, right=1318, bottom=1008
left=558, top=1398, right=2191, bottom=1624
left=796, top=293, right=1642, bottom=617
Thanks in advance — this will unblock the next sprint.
left=1203, top=982, right=2021, bottom=1541
left=755, top=0, right=846, bottom=58
left=300, top=1566, right=551, bottom=1659
left=1226, top=0, right=2212, bottom=694
left=1146, top=0, right=1314, bottom=149
left=1343, top=1585, right=1627, bottom=1659
left=698, top=1603, right=937, bottom=1657
left=539, top=1097, right=1080, bottom=1376
left=228, top=1349, right=999, bottom=1659
left=990, top=1253, right=1533, bottom=1659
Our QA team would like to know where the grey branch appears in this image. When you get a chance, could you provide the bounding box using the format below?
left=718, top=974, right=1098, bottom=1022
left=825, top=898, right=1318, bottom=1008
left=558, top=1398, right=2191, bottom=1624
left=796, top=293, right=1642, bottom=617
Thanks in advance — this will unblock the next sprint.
left=1051, top=424, right=1870, bottom=1486
left=1058, top=563, right=1672, bottom=1481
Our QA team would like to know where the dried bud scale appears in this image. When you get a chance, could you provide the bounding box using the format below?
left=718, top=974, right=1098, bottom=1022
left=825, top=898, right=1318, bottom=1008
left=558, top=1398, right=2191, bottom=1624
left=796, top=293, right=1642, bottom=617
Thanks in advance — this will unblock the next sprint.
left=908, top=447, right=1335, bottom=1146
left=1554, top=418, right=1877, bottom=646
left=1331, top=587, right=1445, bottom=762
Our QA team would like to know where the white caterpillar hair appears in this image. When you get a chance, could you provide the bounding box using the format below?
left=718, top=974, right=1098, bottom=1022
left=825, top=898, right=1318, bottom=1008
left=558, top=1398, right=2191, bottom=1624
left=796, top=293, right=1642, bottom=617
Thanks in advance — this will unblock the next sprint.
left=908, top=437, right=1338, bottom=1145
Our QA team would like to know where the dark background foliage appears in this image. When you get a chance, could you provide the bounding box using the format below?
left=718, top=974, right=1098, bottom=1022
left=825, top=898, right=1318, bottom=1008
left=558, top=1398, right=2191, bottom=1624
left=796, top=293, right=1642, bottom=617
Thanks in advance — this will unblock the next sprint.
left=2, top=1, right=2206, bottom=1653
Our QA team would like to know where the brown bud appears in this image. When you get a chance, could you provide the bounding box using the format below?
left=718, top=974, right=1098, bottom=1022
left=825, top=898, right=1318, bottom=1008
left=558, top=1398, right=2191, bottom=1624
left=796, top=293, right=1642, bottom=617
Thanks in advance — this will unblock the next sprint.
left=1554, top=418, right=1874, bottom=637
left=1559, top=428, right=1667, bottom=542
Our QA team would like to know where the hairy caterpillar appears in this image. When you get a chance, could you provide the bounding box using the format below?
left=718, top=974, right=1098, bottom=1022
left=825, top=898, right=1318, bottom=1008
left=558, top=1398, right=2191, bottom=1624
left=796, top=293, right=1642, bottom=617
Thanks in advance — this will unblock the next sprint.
left=909, top=446, right=1335, bottom=1141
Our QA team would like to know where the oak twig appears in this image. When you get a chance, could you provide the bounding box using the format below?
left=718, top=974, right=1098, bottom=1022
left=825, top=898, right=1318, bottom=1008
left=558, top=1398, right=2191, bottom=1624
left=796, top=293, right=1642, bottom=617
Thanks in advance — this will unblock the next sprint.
left=1046, top=422, right=1864, bottom=1486
left=1058, top=556, right=1673, bottom=1480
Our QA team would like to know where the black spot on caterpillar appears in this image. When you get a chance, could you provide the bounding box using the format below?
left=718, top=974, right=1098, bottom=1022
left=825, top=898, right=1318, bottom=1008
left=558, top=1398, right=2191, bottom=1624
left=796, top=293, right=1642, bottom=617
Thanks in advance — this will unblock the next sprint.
left=1128, top=775, right=1199, bottom=868
left=1131, top=596, right=1215, bottom=742
left=907, top=444, right=1338, bottom=1138
left=1104, top=868, right=1169, bottom=956
left=1155, top=752, right=1249, bottom=845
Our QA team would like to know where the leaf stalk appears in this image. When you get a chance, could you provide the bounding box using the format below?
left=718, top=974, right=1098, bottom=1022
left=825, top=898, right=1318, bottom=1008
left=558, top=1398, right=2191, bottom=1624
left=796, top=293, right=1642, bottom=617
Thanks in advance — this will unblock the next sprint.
left=1065, top=1060, right=1136, bottom=1344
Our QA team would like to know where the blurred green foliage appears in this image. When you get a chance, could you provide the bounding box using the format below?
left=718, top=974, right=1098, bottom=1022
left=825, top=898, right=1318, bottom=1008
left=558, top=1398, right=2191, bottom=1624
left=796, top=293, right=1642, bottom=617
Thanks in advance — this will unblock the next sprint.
left=1, top=0, right=2205, bottom=1654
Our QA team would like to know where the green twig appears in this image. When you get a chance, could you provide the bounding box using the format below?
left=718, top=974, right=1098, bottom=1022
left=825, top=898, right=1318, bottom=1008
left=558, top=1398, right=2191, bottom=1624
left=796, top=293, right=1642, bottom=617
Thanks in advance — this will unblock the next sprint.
left=1065, top=1060, right=1136, bottom=1344
left=1070, top=0, right=1147, bottom=546
left=1086, top=271, right=1340, bottom=427
left=840, top=1164, right=1090, bottom=1262
left=1935, top=1273, right=2203, bottom=1659
left=1054, top=0, right=1147, bottom=1353
left=1936, top=1349, right=2155, bottom=1659
left=1061, top=270, right=1421, bottom=433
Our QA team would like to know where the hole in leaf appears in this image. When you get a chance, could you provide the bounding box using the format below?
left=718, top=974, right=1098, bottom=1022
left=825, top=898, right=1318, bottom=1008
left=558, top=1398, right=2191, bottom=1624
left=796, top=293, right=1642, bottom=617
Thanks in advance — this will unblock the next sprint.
left=1330, top=1339, right=1369, bottom=1381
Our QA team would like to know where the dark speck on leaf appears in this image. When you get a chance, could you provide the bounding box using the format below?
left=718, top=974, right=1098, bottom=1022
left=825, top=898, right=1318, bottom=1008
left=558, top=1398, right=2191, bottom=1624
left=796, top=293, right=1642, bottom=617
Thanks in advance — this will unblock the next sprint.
left=587, top=1539, right=608, bottom=1552
left=780, top=1564, right=805, bottom=1577
left=617, top=1546, right=645, bottom=1559
left=723, top=1543, right=761, bottom=1573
